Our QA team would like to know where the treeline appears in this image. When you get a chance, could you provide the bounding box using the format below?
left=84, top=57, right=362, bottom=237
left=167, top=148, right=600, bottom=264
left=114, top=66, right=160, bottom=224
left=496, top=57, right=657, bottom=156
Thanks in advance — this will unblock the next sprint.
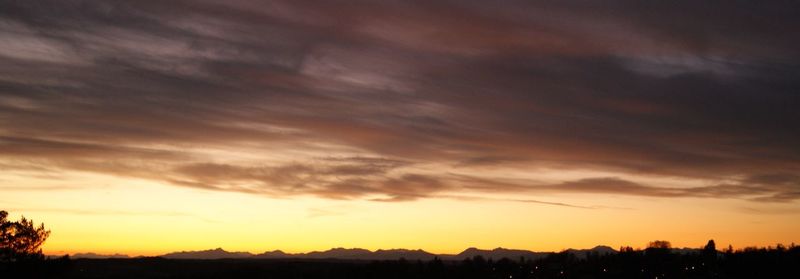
left=3, top=242, right=798, bottom=279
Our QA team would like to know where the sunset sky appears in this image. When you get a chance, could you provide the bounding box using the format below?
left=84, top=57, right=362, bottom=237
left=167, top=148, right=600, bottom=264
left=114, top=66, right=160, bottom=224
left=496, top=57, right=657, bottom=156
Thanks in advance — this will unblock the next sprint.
left=1, top=1, right=799, bottom=256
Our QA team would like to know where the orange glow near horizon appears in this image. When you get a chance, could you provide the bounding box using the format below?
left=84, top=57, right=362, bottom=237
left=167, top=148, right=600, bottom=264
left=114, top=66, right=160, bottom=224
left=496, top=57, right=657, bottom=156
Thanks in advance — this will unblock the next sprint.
left=3, top=171, right=797, bottom=257
left=2, top=0, right=800, bottom=260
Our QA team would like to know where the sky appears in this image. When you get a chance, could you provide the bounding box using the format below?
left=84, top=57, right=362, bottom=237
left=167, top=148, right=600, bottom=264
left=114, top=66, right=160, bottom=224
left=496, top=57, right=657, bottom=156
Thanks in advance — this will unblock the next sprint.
left=1, top=0, right=799, bottom=256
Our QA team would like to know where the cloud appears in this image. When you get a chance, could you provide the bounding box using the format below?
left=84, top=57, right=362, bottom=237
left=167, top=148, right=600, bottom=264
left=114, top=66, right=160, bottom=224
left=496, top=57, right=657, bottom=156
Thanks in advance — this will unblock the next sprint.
left=0, top=136, right=183, bottom=160
left=1, top=1, right=799, bottom=203
left=522, top=176, right=800, bottom=203
left=168, top=162, right=447, bottom=201
left=544, top=178, right=682, bottom=197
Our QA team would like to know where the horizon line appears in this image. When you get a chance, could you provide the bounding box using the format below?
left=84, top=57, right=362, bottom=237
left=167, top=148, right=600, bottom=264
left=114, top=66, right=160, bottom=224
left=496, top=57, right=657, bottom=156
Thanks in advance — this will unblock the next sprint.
left=49, top=241, right=793, bottom=258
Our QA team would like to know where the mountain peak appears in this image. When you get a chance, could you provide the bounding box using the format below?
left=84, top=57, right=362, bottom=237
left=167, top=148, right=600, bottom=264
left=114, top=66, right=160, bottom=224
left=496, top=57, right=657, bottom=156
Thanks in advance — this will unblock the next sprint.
left=461, top=247, right=481, bottom=253
left=71, top=252, right=130, bottom=259
left=154, top=246, right=620, bottom=260
left=455, top=247, right=546, bottom=260
left=162, top=248, right=253, bottom=259
left=591, top=245, right=616, bottom=252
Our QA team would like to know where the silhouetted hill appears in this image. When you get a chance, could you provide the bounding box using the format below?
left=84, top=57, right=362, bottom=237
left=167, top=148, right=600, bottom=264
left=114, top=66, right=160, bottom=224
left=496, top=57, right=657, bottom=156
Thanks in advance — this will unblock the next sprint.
left=252, top=250, right=290, bottom=258
left=153, top=246, right=623, bottom=260
left=71, top=252, right=130, bottom=259
left=304, top=248, right=372, bottom=259
left=371, top=249, right=437, bottom=260
left=161, top=248, right=253, bottom=259
left=91, top=246, right=715, bottom=261
left=589, top=245, right=617, bottom=254
left=563, top=245, right=618, bottom=258
left=447, top=247, right=549, bottom=260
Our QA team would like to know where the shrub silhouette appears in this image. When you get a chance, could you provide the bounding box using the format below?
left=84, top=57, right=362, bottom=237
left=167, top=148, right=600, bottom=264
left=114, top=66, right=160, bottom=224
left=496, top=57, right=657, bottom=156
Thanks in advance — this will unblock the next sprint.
left=0, top=210, right=51, bottom=263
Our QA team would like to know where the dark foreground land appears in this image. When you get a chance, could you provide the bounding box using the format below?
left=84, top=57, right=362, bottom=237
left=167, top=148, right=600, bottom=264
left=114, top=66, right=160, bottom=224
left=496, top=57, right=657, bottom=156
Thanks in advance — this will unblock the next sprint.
left=4, top=246, right=799, bottom=279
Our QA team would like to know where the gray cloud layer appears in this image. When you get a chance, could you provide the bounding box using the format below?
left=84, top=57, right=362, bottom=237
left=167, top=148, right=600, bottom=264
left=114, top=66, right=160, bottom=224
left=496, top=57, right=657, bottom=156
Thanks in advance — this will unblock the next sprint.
left=1, top=0, right=799, bottom=202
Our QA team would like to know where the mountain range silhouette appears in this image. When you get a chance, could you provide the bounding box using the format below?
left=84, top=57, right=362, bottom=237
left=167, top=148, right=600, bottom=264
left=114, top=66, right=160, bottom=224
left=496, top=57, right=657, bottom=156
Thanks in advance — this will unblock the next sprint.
left=73, top=245, right=643, bottom=260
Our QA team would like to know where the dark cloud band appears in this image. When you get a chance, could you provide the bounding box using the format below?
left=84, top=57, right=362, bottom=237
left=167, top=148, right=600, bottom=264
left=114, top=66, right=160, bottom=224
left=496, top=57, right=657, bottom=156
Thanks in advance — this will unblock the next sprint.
left=1, top=0, right=799, bottom=203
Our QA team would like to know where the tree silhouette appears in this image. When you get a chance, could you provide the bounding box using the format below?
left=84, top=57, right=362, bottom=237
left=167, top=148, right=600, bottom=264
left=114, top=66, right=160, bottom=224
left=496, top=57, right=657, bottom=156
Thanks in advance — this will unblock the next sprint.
left=0, top=210, right=51, bottom=262
left=647, top=240, right=672, bottom=249
left=704, top=239, right=716, bottom=252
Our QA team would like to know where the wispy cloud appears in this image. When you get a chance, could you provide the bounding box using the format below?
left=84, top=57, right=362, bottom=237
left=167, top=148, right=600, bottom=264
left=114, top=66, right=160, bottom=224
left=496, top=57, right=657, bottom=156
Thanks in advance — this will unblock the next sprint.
left=1, top=0, right=799, bottom=203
